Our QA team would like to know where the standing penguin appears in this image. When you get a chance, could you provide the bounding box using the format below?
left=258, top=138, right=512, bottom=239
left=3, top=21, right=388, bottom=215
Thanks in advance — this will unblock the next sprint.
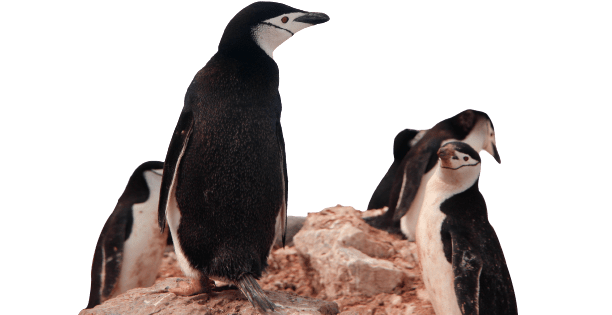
left=367, top=128, right=427, bottom=210
left=366, top=109, right=501, bottom=240
left=86, top=161, right=167, bottom=309
left=157, top=2, right=329, bottom=313
left=416, top=142, right=517, bottom=315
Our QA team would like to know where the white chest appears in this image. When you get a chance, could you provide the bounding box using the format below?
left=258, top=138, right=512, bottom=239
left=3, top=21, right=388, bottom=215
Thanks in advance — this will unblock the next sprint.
left=416, top=178, right=461, bottom=315
left=117, top=171, right=168, bottom=293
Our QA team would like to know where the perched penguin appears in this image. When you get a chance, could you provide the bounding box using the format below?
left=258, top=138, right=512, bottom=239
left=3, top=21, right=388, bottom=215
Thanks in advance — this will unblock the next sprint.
left=365, top=109, right=501, bottom=239
left=367, top=128, right=427, bottom=210
left=157, top=2, right=329, bottom=313
left=416, top=142, right=517, bottom=315
left=86, top=161, right=167, bottom=309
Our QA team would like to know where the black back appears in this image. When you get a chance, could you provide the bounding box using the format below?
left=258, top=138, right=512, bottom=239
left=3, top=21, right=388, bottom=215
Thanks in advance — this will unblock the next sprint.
left=440, top=180, right=518, bottom=314
left=366, top=110, right=491, bottom=231
left=367, top=129, right=422, bottom=210
left=87, top=161, right=163, bottom=309
left=158, top=2, right=300, bottom=282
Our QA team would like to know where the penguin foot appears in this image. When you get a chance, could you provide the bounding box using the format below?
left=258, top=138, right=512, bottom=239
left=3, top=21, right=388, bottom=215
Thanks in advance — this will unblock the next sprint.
left=170, top=277, right=215, bottom=296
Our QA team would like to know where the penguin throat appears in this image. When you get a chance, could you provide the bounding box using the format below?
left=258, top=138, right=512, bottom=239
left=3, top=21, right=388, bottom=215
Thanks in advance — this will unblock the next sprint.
left=252, top=24, right=293, bottom=58
left=441, top=162, right=480, bottom=170
left=437, top=165, right=481, bottom=188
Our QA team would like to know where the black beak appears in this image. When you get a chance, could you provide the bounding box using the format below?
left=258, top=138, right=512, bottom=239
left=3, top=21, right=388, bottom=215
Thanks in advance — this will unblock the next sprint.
left=492, top=143, right=501, bottom=164
left=294, top=12, right=330, bottom=25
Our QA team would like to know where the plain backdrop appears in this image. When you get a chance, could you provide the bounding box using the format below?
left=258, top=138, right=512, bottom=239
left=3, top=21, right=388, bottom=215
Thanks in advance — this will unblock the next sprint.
left=1, top=1, right=610, bottom=313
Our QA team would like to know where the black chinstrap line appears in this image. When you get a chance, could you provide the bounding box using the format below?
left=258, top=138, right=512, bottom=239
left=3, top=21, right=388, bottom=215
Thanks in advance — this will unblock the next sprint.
left=260, top=22, right=294, bottom=36
left=441, top=162, right=480, bottom=170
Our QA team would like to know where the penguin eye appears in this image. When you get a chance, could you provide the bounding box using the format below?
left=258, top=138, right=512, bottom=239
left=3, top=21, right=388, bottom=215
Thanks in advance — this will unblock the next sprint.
left=281, top=16, right=289, bottom=23
left=463, top=156, right=469, bottom=161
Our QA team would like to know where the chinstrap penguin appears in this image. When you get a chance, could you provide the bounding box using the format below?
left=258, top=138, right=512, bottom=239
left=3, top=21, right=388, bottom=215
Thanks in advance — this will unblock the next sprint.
left=366, top=109, right=501, bottom=240
left=157, top=2, right=329, bottom=313
left=416, top=142, right=517, bottom=315
left=86, top=161, right=167, bottom=309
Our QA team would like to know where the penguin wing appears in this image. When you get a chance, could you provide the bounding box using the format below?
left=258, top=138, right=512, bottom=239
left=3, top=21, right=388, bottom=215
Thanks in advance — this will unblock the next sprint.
left=450, top=228, right=484, bottom=315
left=87, top=203, right=130, bottom=308
left=390, top=139, right=440, bottom=221
left=276, top=121, right=288, bottom=246
left=158, top=108, right=194, bottom=232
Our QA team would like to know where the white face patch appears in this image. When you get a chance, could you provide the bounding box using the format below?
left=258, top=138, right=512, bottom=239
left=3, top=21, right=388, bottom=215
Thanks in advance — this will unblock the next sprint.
left=440, top=151, right=479, bottom=170
left=253, top=12, right=314, bottom=58
left=151, top=168, right=163, bottom=177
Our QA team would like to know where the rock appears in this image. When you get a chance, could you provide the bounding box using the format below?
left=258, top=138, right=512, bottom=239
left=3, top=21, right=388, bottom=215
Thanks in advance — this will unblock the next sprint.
left=274, top=216, right=307, bottom=248
left=293, top=206, right=409, bottom=299
left=80, top=277, right=339, bottom=315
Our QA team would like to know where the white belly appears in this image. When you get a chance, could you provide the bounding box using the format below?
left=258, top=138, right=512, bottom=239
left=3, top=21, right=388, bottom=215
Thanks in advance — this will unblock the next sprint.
left=116, top=171, right=168, bottom=293
left=400, top=168, right=435, bottom=241
left=416, top=177, right=461, bottom=315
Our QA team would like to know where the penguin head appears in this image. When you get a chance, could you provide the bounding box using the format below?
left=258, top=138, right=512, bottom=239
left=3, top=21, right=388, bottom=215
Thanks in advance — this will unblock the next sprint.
left=219, top=2, right=329, bottom=59
left=438, top=142, right=481, bottom=170
left=449, top=110, right=501, bottom=164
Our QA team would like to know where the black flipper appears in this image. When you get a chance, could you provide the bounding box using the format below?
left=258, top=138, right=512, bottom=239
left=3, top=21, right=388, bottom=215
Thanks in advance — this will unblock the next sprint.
left=367, top=129, right=422, bottom=210
left=158, top=107, right=194, bottom=232
left=451, top=228, right=484, bottom=315
left=276, top=121, right=288, bottom=247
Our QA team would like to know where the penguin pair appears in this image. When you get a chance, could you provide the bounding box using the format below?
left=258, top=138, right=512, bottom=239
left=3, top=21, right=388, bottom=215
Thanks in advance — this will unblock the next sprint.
left=366, top=109, right=501, bottom=240
left=86, top=161, right=167, bottom=309
left=416, top=141, right=517, bottom=314
left=156, top=2, right=329, bottom=313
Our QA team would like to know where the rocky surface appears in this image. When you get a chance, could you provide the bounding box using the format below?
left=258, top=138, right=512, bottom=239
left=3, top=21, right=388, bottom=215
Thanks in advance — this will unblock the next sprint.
left=79, top=277, right=338, bottom=315
left=82, top=206, right=434, bottom=315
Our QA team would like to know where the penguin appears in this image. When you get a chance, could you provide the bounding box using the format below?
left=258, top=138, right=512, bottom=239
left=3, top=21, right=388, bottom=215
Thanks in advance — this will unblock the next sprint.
left=157, top=2, right=329, bottom=313
left=86, top=161, right=167, bottom=309
left=416, top=142, right=517, bottom=315
left=367, top=128, right=427, bottom=210
left=365, top=109, right=501, bottom=240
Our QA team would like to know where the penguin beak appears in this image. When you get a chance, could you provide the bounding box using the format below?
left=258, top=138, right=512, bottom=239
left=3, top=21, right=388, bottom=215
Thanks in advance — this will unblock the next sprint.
left=294, top=12, right=330, bottom=25
left=489, top=143, right=501, bottom=164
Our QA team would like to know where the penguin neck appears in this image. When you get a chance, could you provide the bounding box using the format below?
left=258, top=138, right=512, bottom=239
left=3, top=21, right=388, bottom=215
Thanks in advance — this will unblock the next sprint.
left=433, top=164, right=481, bottom=193
left=459, top=118, right=487, bottom=152
left=218, top=31, right=277, bottom=62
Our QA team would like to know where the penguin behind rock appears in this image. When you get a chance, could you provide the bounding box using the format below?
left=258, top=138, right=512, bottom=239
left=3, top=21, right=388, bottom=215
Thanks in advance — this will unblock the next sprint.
left=367, top=128, right=427, bottom=210
left=157, top=2, right=329, bottom=313
left=86, top=161, right=167, bottom=309
left=416, top=142, right=517, bottom=315
left=365, top=109, right=501, bottom=239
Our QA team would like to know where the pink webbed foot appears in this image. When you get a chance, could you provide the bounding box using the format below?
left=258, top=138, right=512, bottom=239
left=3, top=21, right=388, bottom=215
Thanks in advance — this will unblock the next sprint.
left=169, top=277, right=215, bottom=296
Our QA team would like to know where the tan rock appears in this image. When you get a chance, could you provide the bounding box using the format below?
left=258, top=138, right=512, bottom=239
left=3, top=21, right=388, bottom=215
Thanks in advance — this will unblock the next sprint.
left=80, top=277, right=339, bottom=315
left=293, top=206, right=409, bottom=299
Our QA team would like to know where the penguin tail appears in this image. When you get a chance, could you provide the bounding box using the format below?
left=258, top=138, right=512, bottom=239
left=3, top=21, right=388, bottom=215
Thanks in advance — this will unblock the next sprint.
left=235, top=274, right=277, bottom=313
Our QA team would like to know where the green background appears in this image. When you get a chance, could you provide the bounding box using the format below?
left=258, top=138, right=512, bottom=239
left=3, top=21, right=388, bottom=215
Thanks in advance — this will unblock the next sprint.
left=0, top=0, right=612, bottom=314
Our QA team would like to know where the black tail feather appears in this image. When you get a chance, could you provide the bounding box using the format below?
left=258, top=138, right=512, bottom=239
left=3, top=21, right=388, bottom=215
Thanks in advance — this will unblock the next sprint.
left=235, top=274, right=276, bottom=313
